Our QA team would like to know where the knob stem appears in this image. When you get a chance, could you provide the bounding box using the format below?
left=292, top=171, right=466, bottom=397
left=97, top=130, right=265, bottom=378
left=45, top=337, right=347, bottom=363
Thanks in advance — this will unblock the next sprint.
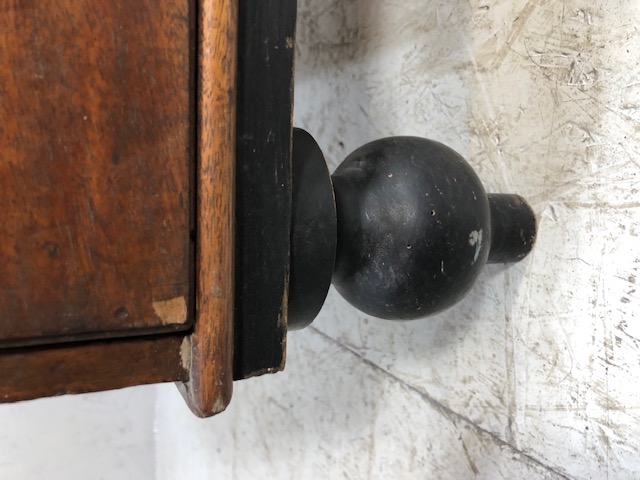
left=487, top=194, right=537, bottom=264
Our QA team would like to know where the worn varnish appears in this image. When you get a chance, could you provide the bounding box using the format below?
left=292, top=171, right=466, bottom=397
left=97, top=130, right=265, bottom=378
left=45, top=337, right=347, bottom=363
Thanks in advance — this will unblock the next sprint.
left=234, top=0, right=296, bottom=380
left=0, top=335, right=189, bottom=402
left=178, top=0, right=237, bottom=417
left=0, top=0, right=194, bottom=345
left=0, top=0, right=239, bottom=413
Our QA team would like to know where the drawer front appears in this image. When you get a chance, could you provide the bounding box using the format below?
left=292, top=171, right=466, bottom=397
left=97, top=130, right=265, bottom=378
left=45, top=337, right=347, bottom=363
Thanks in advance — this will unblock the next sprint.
left=0, top=0, right=194, bottom=345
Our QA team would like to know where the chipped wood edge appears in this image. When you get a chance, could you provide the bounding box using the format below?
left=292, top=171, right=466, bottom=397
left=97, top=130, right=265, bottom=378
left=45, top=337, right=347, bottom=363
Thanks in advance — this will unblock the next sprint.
left=231, top=0, right=296, bottom=380
left=177, top=0, right=237, bottom=417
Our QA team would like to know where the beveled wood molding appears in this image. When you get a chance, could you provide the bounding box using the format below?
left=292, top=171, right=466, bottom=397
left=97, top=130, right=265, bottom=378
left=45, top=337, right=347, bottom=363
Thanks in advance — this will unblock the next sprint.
left=178, top=0, right=238, bottom=417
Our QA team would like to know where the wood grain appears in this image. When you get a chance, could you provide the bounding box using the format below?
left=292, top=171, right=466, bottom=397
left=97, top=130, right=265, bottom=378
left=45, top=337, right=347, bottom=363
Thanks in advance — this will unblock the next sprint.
left=0, top=335, right=189, bottom=402
left=233, top=0, right=296, bottom=379
left=178, top=0, right=237, bottom=417
left=0, top=0, right=194, bottom=345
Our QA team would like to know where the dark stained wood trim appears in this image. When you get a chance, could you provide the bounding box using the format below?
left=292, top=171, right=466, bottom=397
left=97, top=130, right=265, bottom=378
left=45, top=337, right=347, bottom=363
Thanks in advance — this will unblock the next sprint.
left=233, top=0, right=297, bottom=380
left=0, top=335, right=189, bottom=402
left=178, top=0, right=237, bottom=417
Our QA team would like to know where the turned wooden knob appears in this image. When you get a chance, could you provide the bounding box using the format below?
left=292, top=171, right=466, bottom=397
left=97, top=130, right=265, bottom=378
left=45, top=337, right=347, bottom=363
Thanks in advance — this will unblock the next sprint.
left=288, top=129, right=536, bottom=328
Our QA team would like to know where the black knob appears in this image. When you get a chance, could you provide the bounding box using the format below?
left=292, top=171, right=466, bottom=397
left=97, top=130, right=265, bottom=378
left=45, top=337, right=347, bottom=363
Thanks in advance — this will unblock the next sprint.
left=288, top=129, right=536, bottom=328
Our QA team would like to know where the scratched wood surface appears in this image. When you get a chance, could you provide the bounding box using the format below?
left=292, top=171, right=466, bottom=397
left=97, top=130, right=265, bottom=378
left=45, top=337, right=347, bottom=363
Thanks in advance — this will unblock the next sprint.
left=0, top=0, right=193, bottom=345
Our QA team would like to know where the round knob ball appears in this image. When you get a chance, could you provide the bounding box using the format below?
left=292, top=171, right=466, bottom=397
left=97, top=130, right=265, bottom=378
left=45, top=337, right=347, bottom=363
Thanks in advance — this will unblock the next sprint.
left=331, top=137, right=491, bottom=320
